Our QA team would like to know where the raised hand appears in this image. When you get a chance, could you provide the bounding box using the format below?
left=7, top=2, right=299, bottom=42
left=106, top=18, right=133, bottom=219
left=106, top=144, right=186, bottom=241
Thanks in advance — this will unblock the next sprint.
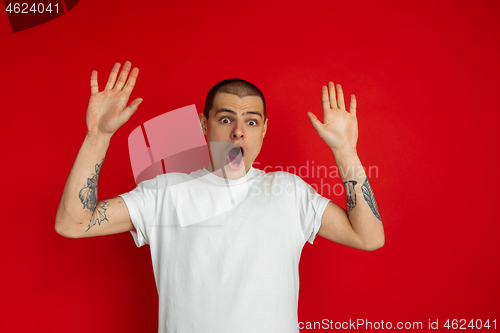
left=307, top=82, right=358, bottom=152
left=86, top=61, right=142, bottom=138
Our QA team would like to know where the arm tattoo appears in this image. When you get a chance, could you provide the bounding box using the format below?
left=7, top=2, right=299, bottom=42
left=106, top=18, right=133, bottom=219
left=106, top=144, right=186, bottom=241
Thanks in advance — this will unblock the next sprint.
left=79, top=160, right=104, bottom=211
left=361, top=178, right=382, bottom=221
left=77, top=159, right=109, bottom=232
left=343, top=180, right=358, bottom=217
left=86, top=200, right=109, bottom=231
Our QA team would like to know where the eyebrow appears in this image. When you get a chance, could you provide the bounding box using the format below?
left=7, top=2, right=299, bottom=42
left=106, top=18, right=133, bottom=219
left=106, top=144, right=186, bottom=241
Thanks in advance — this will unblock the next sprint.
left=215, top=108, right=263, bottom=119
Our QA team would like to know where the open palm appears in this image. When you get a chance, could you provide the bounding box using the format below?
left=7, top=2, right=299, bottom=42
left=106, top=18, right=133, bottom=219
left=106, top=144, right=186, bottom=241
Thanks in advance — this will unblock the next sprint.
left=86, top=61, right=142, bottom=137
left=307, top=82, right=358, bottom=151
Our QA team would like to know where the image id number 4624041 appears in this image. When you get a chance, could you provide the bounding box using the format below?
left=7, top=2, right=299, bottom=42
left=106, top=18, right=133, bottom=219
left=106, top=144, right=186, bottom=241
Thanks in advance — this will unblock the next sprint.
left=442, top=319, right=496, bottom=330
left=5, top=3, right=60, bottom=14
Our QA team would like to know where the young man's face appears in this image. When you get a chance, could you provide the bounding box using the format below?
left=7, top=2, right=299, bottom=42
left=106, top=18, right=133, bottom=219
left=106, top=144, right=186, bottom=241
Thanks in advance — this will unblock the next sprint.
left=199, top=92, right=268, bottom=179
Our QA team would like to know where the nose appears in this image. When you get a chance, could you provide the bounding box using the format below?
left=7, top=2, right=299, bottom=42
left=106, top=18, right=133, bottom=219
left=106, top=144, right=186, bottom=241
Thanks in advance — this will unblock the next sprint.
left=231, top=121, right=244, bottom=139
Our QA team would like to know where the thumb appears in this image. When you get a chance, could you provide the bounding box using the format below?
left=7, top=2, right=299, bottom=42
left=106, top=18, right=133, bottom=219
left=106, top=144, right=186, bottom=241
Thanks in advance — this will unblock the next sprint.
left=307, top=112, right=323, bottom=134
left=123, top=98, right=143, bottom=119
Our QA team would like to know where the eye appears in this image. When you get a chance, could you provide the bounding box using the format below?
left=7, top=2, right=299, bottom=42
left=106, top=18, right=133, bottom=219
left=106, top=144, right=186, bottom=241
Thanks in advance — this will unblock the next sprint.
left=220, top=117, right=231, bottom=124
left=247, top=120, right=258, bottom=126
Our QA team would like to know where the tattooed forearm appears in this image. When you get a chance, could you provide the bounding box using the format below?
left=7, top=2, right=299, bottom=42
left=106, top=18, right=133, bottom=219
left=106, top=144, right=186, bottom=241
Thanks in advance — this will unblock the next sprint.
left=86, top=200, right=109, bottom=231
left=361, top=178, right=382, bottom=221
left=78, top=159, right=104, bottom=211
left=344, top=180, right=358, bottom=216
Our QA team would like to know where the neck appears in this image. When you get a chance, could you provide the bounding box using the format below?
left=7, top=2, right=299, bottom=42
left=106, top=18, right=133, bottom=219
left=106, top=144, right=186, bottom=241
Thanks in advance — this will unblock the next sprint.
left=206, top=162, right=249, bottom=180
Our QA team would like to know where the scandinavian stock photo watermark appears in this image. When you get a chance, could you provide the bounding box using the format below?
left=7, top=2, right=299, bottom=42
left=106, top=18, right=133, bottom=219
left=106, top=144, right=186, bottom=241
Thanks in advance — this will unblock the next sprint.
left=252, top=160, right=379, bottom=197
left=145, top=159, right=380, bottom=228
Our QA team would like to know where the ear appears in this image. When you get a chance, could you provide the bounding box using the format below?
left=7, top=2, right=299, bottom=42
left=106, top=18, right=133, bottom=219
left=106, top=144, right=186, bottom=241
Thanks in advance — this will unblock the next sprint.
left=198, top=113, right=207, bottom=135
left=262, top=118, right=268, bottom=138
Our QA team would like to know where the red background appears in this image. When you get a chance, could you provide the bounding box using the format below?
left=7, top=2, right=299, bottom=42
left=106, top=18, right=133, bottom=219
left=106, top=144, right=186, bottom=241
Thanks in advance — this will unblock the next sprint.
left=1, top=0, right=499, bottom=331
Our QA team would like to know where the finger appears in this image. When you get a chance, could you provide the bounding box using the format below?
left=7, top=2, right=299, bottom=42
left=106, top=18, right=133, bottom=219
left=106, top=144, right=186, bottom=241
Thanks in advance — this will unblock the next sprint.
left=105, top=62, right=120, bottom=90
left=336, top=84, right=345, bottom=110
left=114, top=61, right=132, bottom=91
left=328, top=81, right=337, bottom=109
left=307, top=112, right=323, bottom=134
left=121, top=98, right=143, bottom=121
left=349, top=94, right=357, bottom=116
left=90, top=70, right=99, bottom=95
left=122, top=67, right=139, bottom=95
left=322, top=85, right=330, bottom=111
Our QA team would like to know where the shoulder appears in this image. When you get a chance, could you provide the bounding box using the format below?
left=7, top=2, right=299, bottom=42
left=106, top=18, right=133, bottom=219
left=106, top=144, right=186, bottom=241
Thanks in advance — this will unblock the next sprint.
left=134, top=171, right=198, bottom=192
left=265, top=169, right=303, bottom=181
left=252, top=167, right=307, bottom=186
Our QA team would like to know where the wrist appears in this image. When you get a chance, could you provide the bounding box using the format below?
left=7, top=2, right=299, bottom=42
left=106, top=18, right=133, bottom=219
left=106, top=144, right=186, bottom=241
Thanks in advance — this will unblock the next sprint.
left=331, top=147, right=358, bottom=159
left=85, top=131, right=112, bottom=146
left=331, top=148, right=364, bottom=180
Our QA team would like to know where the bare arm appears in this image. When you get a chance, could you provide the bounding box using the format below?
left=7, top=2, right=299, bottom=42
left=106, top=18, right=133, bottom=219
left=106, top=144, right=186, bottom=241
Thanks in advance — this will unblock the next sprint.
left=317, top=151, right=384, bottom=250
left=308, top=82, right=384, bottom=250
left=55, top=61, right=142, bottom=238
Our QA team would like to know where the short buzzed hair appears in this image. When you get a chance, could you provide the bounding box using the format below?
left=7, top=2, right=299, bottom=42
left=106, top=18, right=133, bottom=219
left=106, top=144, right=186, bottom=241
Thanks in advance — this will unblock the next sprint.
left=203, top=78, right=266, bottom=120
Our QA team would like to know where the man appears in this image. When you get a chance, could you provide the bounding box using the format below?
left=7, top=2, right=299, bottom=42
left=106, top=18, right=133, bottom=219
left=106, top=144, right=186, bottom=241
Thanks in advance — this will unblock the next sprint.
left=55, top=61, right=384, bottom=332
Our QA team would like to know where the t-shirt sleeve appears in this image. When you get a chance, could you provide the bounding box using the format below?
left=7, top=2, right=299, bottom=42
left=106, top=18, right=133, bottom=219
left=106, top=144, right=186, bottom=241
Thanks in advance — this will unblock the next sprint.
left=118, top=177, right=158, bottom=247
left=294, top=175, right=330, bottom=245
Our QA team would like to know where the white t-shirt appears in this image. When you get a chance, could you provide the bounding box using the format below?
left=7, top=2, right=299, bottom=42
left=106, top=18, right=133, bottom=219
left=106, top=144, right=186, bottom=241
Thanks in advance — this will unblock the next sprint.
left=119, top=166, right=330, bottom=333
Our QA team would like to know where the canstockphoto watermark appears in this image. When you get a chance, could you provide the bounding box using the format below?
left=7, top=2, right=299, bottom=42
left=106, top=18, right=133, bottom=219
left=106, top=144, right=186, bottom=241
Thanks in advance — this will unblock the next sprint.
left=299, top=319, right=423, bottom=330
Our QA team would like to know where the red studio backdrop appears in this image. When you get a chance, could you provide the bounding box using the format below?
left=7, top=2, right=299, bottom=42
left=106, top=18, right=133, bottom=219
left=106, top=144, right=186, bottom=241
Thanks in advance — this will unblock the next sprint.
left=1, top=0, right=499, bottom=332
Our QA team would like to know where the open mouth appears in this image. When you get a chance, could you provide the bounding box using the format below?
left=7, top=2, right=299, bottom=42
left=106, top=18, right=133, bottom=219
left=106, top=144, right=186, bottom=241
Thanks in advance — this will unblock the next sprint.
left=228, top=146, right=243, bottom=166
